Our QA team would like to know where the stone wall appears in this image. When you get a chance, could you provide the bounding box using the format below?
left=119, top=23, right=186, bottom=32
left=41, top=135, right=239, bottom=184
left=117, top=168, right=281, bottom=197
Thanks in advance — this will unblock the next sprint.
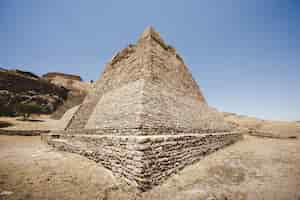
left=84, top=78, right=230, bottom=132
left=44, top=132, right=241, bottom=190
left=141, top=80, right=230, bottom=131
left=142, top=34, right=206, bottom=103
left=66, top=27, right=210, bottom=131
left=65, top=44, right=143, bottom=130
left=54, top=126, right=232, bottom=136
left=85, top=80, right=145, bottom=129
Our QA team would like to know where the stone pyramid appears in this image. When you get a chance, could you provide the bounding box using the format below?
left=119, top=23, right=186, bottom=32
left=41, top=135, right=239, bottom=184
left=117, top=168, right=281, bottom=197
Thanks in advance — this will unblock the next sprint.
left=66, top=27, right=230, bottom=133
left=44, top=27, right=241, bottom=191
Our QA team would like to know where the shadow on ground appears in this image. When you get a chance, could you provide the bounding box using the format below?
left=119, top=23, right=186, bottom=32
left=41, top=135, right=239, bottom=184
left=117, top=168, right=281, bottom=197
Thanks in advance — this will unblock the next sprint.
left=0, top=121, right=14, bottom=128
left=16, top=118, right=44, bottom=122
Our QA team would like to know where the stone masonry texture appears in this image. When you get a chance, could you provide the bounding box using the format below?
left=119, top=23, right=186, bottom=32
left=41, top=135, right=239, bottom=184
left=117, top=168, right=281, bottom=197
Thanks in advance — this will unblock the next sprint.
left=45, top=27, right=241, bottom=191
left=66, top=27, right=229, bottom=132
left=43, top=132, right=241, bottom=191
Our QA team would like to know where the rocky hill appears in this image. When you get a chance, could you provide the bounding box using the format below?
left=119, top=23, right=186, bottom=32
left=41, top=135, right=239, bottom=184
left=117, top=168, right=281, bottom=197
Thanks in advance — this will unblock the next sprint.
left=0, top=68, right=89, bottom=118
left=43, top=72, right=91, bottom=119
left=43, top=72, right=89, bottom=96
left=0, top=68, right=68, bottom=116
left=43, top=72, right=82, bottom=81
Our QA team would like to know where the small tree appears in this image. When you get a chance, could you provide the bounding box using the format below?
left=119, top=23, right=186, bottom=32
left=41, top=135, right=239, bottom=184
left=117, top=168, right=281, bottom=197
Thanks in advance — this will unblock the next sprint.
left=17, top=102, right=42, bottom=121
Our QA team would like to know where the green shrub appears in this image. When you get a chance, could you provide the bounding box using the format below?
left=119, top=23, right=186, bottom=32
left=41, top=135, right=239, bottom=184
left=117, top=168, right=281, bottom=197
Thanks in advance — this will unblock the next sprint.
left=17, top=102, right=43, bottom=120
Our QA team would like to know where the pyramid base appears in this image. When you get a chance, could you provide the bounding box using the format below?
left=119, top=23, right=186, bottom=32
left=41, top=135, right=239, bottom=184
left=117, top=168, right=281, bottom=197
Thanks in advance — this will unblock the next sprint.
left=42, top=131, right=242, bottom=191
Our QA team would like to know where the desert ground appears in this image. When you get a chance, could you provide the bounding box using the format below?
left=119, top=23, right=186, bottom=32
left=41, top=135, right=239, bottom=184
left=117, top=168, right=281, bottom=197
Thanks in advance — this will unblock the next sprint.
left=0, top=118, right=299, bottom=200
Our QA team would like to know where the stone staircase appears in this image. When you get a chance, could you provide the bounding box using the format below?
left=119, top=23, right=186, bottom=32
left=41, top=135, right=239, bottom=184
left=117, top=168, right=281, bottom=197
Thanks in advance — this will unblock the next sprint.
left=65, top=96, right=99, bottom=130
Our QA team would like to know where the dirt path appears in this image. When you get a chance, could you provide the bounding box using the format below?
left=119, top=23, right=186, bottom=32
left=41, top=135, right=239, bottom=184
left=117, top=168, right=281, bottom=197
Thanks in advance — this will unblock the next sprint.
left=0, top=135, right=299, bottom=200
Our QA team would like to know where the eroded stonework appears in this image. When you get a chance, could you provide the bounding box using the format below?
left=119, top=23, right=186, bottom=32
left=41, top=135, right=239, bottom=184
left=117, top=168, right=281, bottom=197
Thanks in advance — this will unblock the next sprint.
left=44, top=27, right=241, bottom=191
left=43, top=132, right=241, bottom=191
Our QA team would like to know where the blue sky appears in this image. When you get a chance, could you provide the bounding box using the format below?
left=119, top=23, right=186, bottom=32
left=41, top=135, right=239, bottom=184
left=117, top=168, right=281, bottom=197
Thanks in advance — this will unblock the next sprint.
left=1, top=0, right=299, bottom=121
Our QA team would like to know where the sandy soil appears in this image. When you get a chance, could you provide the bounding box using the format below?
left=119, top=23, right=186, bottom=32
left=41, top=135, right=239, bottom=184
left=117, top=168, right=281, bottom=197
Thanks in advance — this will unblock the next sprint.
left=0, top=117, right=60, bottom=131
left=0, top=136, right=134, bottom=200
left=143, top=135, right=300, bottom=200
left=0, top=135, right=299, bottom=200
left=0, top=107, right=77, bottom=131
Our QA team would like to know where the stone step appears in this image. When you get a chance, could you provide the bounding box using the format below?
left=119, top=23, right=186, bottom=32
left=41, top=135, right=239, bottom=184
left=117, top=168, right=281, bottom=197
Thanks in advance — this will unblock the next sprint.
left=66, top=96, right=99, bottom=130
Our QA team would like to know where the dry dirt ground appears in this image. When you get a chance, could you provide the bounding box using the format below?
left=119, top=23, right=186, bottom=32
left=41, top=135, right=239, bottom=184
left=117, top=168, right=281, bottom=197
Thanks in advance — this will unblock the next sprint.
left=0, top=135, right=299, bottom=200
left=223, top=113, right=300, bottom=139
left=0, top=109, right=77, bottom=131
left=0, top=117, right=61, bottom=131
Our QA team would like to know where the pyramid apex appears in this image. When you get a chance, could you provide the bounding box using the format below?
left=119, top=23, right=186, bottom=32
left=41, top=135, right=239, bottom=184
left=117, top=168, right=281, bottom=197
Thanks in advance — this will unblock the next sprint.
left=140, top=26, right=156, bottom=38
left=138, top=26, right=166, bottom=45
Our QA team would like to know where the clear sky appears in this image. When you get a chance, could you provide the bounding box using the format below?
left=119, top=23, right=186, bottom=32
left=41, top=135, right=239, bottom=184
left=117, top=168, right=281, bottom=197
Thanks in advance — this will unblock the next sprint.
left=1, top=0, right=299, bottom=121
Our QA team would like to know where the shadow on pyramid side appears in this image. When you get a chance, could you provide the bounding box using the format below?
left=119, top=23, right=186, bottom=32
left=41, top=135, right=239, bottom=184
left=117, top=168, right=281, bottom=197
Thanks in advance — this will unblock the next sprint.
left=43, top=27, right=242, bottom=191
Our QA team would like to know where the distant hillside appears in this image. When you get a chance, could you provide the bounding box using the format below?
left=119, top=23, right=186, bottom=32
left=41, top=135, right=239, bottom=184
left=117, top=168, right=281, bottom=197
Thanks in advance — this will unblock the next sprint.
left=43, top=72, right=82, bottom=81
left=223, top=112, right=300, bottom=138
left=0, top=68, right=89, bottom=118
left=43, top=72, right=91, bottom=119
left=0, top=68, right=68, bottom=116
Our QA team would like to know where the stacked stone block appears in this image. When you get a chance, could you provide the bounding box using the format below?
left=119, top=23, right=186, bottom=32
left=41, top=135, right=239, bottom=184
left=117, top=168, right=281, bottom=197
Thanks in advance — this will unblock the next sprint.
left=43, top=132, right=241, bottom=190
left=45, top=27, right=242, bottom=191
